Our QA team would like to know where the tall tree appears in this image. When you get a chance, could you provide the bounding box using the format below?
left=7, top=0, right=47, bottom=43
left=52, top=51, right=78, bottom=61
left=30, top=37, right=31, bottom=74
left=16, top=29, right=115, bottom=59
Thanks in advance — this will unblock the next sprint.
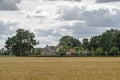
left=114, top=31, right=120, bottom=50
left=59, top=36, right=81, bottom=48
left=89, top=36, right=100, bottom=50
left=82, top=38, right=89, bottom=49
left=5, top=29, right=39, bottom=56
left=99, top=29, right=117, bottom=52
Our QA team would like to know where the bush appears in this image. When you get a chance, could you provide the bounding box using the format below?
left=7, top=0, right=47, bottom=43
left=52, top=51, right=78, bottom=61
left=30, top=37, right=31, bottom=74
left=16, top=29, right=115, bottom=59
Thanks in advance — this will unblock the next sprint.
left=59, top=46, right=70, bottom=55
left=95, top=48, right=104, bottom=56
left=74, top=46, right=84, bottom=55
left=110, top=46, right=119, bottom=56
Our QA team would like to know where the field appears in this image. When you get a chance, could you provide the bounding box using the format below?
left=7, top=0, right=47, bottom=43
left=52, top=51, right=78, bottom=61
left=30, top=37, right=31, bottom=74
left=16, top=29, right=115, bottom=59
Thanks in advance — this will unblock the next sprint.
left=0, top=57, right=120, bottom=80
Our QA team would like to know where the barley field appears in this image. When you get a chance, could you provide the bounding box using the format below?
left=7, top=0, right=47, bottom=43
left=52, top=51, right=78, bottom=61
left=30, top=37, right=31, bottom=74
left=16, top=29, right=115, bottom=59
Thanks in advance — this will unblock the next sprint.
left=0, top=57, right=120, bottom=80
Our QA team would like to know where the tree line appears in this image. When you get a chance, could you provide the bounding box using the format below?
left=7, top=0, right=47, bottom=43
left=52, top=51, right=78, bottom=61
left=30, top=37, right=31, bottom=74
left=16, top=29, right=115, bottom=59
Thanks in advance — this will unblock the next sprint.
left=59, top=29, right=120, bottom=56
left=0, top=28, right=120, bottom=56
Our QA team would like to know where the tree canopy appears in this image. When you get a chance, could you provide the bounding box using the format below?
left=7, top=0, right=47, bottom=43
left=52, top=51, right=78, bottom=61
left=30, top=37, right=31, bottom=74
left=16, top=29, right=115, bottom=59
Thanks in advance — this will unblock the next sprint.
left=59, top=36, right=81, bottom=48
left=5, top=29, right=39, bottom=56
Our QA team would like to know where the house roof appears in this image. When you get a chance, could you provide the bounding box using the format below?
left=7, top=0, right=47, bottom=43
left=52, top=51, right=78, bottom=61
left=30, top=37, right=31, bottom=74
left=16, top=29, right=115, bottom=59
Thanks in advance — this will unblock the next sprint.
left=42, top=46, right=57, bottom=53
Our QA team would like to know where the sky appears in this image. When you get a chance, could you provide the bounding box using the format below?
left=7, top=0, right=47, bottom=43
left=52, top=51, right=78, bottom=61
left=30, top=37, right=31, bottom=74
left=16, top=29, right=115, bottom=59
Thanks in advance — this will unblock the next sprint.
left=0, top=0, right=120, bottom=48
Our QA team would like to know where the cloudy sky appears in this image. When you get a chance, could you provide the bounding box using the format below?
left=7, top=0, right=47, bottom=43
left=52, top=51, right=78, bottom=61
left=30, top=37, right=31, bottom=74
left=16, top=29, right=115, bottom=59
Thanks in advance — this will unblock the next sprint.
left=0, top=0, right=120, bottom=48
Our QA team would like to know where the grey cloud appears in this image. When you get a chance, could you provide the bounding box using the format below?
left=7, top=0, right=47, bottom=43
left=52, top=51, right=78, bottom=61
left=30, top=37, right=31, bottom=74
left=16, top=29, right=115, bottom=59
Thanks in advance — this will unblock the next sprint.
left=96, top=0, right=120, bottom=3
left=57, top=6, right=81, bottom=20
left=34, top=21, right=105, bottom=39
left=71, top=24, right=105, bottom=38
left=81, top=8, right=120, bottom=27
left=60, top=22, right=105, bottom=38
left=35, top=29, right=62, bottom=37
left=0, top=19, right=19, bottom=35
left=13, top=0, right=21, bottom=3
left=57, top=5, right=120, bottom=27
left=0, top=0, right=21, bottom=10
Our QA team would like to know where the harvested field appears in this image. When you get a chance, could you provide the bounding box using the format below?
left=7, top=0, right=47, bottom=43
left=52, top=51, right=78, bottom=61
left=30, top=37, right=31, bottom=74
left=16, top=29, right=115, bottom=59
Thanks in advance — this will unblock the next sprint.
left=0, top=57, right=120, bottom=80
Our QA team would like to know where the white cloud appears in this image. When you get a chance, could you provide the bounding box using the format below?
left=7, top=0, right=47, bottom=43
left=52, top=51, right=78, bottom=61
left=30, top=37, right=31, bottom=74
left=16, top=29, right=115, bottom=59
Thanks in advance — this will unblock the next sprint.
left=26, top=7, right=49, bottom=19
left=35, top=36, right=60, bottom=48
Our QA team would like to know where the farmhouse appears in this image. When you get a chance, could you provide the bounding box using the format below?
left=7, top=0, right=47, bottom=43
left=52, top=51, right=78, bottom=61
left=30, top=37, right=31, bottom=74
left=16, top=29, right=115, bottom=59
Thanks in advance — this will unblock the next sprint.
left=41, top=45, right=58, bottom=55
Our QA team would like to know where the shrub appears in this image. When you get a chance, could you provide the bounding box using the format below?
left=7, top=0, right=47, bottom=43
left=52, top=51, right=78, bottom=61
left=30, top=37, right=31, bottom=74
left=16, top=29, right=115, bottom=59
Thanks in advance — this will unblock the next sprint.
left=95, top=48, right=104, bottom=56
left=110, top=46, right=119, bottom=56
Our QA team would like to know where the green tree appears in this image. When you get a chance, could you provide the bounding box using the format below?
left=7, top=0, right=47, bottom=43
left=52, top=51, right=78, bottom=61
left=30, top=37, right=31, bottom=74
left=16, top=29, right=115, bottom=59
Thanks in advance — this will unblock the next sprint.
left=89, top=29, right=119, bottom=55
left=114, top=31, right=120, bottom=51
left=110, top=46, right=119, bottom=56
left=59, top=36, right=81, bottom=48
left=5, top=29, right=39, bottom=56
left=89, top=36, right=100, bottom=50
left=59, top=46, right=70, bottom=55
left=33, top=48, right=42, bottom=56
left=82, top=38, right=89, bottom=49
left=95, top=48, right=104, bottom=56
left=90, top=47, right=95, bottom=56
left=74, top=46, right=84, bottom=55
left=99, top=29, right=117, bottom=51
